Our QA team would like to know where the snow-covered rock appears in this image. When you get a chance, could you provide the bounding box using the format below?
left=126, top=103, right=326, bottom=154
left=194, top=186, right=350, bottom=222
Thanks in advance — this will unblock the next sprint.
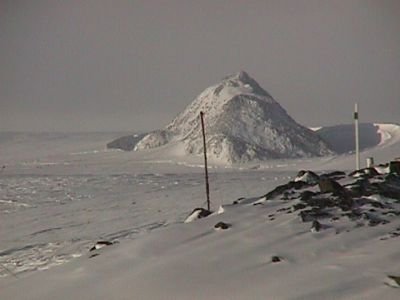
left=184, top=207, right=212, bottom=223
left=134, top=71, right=333, bottom=163
left=294, top=170, right=320, bottom=184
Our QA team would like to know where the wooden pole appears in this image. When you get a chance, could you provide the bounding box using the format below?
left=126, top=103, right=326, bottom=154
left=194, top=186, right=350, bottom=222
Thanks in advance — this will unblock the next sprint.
left=200, top=111, right=210, bottom=211
left=354, top=103, right=360, bottom=170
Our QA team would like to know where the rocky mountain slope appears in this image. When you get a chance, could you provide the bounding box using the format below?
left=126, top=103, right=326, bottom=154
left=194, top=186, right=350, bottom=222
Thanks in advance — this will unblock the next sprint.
left=133, top=71, right=333, bottom=163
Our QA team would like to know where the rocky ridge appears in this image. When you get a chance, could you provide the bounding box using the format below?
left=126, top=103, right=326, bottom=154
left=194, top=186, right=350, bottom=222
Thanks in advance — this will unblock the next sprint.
left=254, top=162, right=400, bottom=236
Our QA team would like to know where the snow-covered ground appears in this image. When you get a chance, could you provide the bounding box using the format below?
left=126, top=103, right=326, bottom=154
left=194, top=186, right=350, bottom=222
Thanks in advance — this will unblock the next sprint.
left=0, top=123, right=399, bottom=299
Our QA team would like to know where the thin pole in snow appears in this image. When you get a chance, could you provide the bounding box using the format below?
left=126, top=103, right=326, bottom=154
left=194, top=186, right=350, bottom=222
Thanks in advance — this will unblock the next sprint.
left=354, top=103, right=360, bottom=170
left=200, top=111, right=211, bottom=211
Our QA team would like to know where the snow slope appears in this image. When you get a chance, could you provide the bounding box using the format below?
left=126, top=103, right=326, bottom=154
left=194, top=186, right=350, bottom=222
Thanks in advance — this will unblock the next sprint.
left=134, top=71, right=333, bottom=163
left=1, top=167, right=400, bottom=300
left=1, top=124, right=400, bottom=299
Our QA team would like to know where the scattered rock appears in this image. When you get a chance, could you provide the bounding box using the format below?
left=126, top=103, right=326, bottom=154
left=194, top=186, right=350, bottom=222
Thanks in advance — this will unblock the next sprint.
left=277, top=207, right=291, bottom=212
left=390, top=161, right=400, bottom=174
left=294, top=170, right=319, bottom=185
left=363, top=213, right=388, bottom=226
left=311, top=220, right=321, bottom=232
left=342, top=210, right=363, bottom=221
left=292, top=203, right=307, bottom=211
left=260, top=164, right=400, bottom=237
left=184, top=208, right=212, bottom=223
left=89, top=241, right=113, bottom=252
left=271, top=256, right=282, bottom=263
left=347, top=178, right=371, bottom=198
left=337, top=194, right=354, bottom=211
left=300, top=190, right=318, bottom=201
left=349, top=168, right=379, bottom=178
left=214, top=222, right=231, bottom=230
left=300, top=208, right=330, bottom=222
left=318, top=177, right=344, bottom=194
left=386, top=275, right=400, bottom=288
left=233, top=197, right=245, bottom=205
left=382, top=227, right=400, bottom=240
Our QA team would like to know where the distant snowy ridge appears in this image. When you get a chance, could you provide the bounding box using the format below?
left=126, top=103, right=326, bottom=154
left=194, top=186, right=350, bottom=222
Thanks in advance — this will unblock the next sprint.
left=134, top=71, right=333, bottom=163
left=314, top=123, right=400, bottom=154
left=376, top=123, right=400, bottom=147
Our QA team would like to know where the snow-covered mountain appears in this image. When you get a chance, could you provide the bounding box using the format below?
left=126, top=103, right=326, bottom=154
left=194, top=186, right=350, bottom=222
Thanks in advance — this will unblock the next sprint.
left=134, top=71, right=333, bottom=163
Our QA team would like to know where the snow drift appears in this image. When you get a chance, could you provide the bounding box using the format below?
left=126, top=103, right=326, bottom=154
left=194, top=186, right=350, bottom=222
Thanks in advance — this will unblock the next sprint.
left=133, top=71, right=333, bottom=163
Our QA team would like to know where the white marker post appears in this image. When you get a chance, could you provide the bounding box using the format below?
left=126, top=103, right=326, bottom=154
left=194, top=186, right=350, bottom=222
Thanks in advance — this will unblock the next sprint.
left=354, top=103, right=360, bottom=170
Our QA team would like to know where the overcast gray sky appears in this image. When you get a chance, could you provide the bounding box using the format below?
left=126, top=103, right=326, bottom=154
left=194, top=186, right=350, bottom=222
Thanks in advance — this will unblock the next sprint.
left=1, top=0, right=399, bottom=132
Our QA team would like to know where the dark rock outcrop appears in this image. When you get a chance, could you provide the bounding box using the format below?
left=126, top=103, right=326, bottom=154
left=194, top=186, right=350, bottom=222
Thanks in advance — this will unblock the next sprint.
left=390, top=161, right=400, bottom=175
left=89, top=240, right=113, bottom=252
left=311, top=220, right=321, bottom=232
left=260, top=163, right=400, bottom=235
left=295, top=170, right=319, bottom=184
left=214, top=222, right=231, bottom=230
left=106, top=133, right=147, bottom=151
left=271, top=256, right=282, bottom=263
left=264, top=181, right=311, bottom=200
left=318, top=177, right=344, bottom=194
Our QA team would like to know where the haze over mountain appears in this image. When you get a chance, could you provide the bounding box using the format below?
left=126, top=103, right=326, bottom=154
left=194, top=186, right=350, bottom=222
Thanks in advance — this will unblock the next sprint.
left=132, top=71, right=333, bottom=163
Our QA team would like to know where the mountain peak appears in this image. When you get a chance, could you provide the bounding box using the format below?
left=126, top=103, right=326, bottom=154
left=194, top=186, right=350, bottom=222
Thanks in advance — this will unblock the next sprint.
left=133, top=72, right=334, bottom=163
left=220, top=71, right=270, bottom=98
left=224, top=71, right=251, bottom=82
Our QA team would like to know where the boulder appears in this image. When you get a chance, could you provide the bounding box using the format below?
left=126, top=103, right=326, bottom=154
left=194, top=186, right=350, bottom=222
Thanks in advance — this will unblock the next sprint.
left=214, top=222, right=231, bottom=230
left=184, top=208, right=212, bottom=223
left=271, top=255, right=282, bottom=263
left=311, top=220, right=321, bottom=232
left=318, top=177, right=344, bottom=194
left=89, top=240, right=113, bottom=252
left=294, top=170, right=319, bottom=185
left=349, top=168, right=379, bottom=178
left=390, top=161, right=400, bottom=174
